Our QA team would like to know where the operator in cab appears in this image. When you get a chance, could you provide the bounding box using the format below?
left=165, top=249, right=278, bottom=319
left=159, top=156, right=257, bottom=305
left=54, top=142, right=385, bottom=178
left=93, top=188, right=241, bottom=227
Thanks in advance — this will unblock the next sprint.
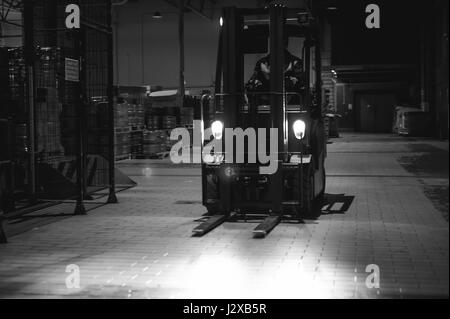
left=245, top=36, right=304, bottom=105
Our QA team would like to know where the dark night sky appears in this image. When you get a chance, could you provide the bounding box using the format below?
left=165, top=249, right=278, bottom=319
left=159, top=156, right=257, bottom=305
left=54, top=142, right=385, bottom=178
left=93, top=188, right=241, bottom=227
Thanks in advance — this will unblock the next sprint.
left=329, top=0, right=422, bottom=66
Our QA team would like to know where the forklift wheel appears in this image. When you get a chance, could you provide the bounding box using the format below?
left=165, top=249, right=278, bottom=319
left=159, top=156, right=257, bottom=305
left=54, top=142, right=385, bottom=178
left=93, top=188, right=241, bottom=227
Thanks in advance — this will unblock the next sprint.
left=316, top=164, right=326, bottom=202
left=300, top=161, right=315, bottom=217
left=205, top=206, right=219, bottom=216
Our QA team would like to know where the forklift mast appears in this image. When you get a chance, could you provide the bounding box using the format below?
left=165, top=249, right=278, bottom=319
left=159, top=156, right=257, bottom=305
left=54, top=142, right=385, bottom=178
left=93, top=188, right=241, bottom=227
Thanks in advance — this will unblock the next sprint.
left=213, top=5, right=322, bottom=159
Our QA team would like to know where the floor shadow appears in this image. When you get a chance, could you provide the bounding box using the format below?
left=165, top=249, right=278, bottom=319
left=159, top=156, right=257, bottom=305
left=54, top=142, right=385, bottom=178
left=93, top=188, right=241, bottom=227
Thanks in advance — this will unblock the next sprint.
left=423, top=185, right=449, bottom=222
left=399, top=148, right=449, bottom=178
left=308, top=193, right=355, bottom=219
left=196, top=194, right=355, bottom=222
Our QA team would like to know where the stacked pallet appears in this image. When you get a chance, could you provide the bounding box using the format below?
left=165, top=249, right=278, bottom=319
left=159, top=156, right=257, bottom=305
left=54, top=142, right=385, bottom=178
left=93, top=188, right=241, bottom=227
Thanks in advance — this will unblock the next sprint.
left=163, top=132, right=178, bottom=153
left=115, top=100, right=129, bottom=128
left=146, top=114, right=161, bottom=131
left=114, top=101, right=130, bottom=160
left=114, top=87, right=148, bottom=159
left=128, top=103, right=145, bottom=129
left=142, top=130, right=166, bottom=157
left=162, top=115, right=177, bottom=129
left=142, top=92, right=201, bottom=159
left=146, top=107, right=163, bottom=131
left=118, top=86, right=146, bottom=131
left=147, top=92, right=181, bottom=129
left=130, top=130, right=143, bottom=158
left=180, top=107, right=194, bottom=127
left=114, top=130, right=130, bottom=160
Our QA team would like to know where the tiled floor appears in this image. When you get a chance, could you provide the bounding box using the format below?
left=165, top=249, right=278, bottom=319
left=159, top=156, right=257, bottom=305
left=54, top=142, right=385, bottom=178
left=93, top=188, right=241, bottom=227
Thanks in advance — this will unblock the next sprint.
left=0, top=134, right=448, bottom=298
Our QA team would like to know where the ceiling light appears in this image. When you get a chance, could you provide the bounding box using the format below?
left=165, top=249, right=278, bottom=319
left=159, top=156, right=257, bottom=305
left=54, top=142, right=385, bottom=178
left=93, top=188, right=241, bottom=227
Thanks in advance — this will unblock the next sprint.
left=152, top=11, right=162, bottom=19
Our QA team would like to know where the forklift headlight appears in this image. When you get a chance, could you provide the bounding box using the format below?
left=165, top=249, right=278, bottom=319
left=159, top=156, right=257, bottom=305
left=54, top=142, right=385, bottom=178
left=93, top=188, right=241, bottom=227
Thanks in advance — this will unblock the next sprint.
left=293, top=120, right=306, bottom=140
left=224, top=167, right=236, bottom=178
left=211, top=120, right=224, bottom=140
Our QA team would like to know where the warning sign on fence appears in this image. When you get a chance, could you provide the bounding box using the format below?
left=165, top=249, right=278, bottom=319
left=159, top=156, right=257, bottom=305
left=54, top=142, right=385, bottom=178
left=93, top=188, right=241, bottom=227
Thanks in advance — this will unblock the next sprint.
left=65, top=58, right=79, bottom=82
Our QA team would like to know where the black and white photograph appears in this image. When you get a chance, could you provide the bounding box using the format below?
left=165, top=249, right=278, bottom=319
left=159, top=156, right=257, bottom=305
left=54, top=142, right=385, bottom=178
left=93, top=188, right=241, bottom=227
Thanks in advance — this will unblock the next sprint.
left=0, top=0, right=448, bottom=305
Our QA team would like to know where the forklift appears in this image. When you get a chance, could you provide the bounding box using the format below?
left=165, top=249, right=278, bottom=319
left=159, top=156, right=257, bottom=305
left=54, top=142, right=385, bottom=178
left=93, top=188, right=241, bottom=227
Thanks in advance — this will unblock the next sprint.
left=194, top=4, right=326, bottom=238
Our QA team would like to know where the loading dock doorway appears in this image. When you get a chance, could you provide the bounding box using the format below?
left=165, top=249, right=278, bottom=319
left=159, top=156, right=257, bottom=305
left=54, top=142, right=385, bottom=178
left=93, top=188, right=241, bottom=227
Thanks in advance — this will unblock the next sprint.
left=355, top=91, right=397, bottom=133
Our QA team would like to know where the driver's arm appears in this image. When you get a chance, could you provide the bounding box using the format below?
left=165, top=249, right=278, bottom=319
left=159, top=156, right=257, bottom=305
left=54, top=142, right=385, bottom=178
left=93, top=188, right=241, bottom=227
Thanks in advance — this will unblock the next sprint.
left=245, top=58, right=269, bottom=92
left=285, top=57, right=303, bottom=92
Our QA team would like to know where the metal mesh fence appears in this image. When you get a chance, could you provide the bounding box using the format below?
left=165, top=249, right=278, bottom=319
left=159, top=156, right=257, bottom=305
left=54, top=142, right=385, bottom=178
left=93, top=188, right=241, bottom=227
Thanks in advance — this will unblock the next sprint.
left=0, top=0, right=116, bottom=213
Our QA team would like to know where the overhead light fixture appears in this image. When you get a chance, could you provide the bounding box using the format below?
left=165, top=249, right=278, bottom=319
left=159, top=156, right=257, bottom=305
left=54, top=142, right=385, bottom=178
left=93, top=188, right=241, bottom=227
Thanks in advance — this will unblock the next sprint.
left=297, top=12, right=309, bottom=24
left=219, top=17, right=223, bottom=27
left=152, top=11, right=162, bottom=19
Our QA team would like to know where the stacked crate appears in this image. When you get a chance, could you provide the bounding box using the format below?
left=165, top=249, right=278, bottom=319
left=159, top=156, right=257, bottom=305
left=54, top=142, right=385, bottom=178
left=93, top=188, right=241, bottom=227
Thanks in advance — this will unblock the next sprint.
left=142, top=130, right=165, bottom=157
left=114, top=130, right=130, bottom=160
left=180, top=107, right=194, bottom=127
left=142, top=93, right=207, bottom=158
left=127, top=102, right=145, bottom=130
left=114, top=100, right=130, bottom=160
left=162, top=114, right=177, bottom=129
left=143, top=92, right=182, bottom=158
left=135, top=103, right=145, bottom=128
left=146, top=107, right=163, bottom=131
left=115, top=87, right=147, bottom=159
left=130, top=130, right=143, bottom=159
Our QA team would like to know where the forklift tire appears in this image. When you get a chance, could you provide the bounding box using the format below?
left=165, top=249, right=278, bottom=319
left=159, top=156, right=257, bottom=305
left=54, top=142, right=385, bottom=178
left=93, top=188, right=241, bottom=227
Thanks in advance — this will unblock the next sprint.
left=300, top=161, right=315, bottom=217
left=316, top=167, right=326, bottom=201
left=205, top=206, right=219, bottom=216
left=316, top=156, right=326, bottom=201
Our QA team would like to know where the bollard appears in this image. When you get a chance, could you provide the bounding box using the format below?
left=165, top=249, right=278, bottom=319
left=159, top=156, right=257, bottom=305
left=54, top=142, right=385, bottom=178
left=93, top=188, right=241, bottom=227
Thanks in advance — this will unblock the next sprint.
left=0, top=210, right=7, bottom=244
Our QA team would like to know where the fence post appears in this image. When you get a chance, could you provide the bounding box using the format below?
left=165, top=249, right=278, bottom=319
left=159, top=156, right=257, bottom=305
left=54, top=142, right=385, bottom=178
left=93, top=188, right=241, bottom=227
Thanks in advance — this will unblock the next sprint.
left=74, top=25, right=87, bottom=215
left=107, top=2, right=118, bottom=204
left=24, top=0, right=36, bottom=205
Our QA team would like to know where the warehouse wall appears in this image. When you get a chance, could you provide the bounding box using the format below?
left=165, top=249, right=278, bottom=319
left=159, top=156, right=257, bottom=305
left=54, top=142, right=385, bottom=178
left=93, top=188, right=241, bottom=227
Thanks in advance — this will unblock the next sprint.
left=113, top=0, right=304, bottom=89
left=114, top=0, right=219, bottom=89
left=429, top=0, right=449, bottom=139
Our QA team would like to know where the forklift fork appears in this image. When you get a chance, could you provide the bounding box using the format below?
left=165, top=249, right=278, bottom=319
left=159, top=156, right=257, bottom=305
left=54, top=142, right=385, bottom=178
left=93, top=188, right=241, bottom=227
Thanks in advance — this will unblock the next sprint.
left=253, top=215, right=281, bottom=238
left=192, top=214, right=228, bottom=237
